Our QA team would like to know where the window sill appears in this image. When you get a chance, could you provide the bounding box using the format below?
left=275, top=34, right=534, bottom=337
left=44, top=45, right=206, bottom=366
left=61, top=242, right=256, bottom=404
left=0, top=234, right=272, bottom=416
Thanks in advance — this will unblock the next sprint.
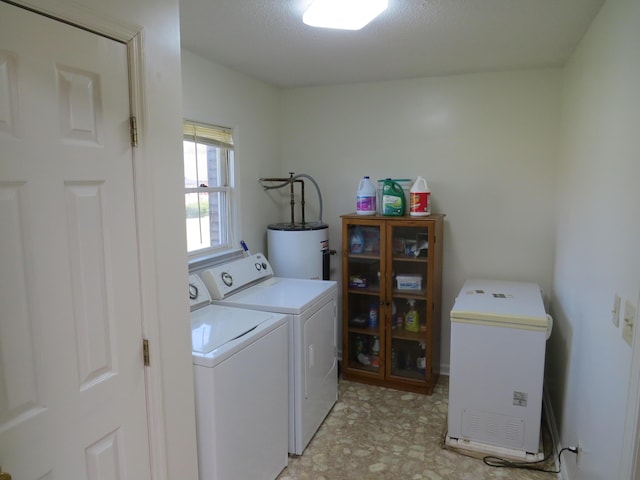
left=188, top=248, right=245, bottom=272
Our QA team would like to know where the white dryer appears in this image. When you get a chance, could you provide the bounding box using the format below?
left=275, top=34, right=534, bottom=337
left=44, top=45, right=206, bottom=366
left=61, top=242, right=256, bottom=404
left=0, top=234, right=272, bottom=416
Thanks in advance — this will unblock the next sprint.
left=201, top=253, right=338, bottom=455
left=189, top=274, right=289, bottom=480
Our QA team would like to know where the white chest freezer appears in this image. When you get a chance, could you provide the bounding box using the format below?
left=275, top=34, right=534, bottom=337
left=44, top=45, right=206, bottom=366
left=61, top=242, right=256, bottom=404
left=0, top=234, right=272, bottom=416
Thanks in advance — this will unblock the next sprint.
left=446, top=279, right=552, bottom=459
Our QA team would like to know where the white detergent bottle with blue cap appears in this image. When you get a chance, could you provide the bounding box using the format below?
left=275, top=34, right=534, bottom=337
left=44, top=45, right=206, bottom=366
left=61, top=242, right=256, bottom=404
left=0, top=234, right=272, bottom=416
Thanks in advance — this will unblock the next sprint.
left=356, top=176, right=376, bottom=215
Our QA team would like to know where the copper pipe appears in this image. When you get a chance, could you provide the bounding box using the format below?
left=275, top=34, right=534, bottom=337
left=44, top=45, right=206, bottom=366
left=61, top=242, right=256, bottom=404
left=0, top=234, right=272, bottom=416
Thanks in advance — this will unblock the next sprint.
left=259, top=174, right=306, bottom=225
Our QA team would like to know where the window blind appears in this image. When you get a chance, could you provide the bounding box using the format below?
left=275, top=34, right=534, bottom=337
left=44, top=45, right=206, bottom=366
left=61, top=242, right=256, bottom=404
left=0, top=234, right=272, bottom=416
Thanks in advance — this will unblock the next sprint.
left=183, top=120, right=234, bottom=149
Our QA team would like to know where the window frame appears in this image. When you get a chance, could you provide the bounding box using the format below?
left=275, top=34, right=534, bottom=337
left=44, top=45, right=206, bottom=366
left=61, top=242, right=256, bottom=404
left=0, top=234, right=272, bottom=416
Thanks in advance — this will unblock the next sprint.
left=183, top=119, right=236, bottom=261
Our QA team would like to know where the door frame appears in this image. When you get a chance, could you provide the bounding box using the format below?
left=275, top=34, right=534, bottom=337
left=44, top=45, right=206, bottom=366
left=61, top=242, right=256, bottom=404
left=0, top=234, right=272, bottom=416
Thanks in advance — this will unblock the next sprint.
left=621, top=289, right=640, bottom=479
left=2, top=1, right=171, bottom=478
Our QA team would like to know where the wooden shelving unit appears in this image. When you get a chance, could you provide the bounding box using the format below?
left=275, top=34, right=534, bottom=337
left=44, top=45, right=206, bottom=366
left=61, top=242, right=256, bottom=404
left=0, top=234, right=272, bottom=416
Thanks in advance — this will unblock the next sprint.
left=341, top=213, right=444, bottom=394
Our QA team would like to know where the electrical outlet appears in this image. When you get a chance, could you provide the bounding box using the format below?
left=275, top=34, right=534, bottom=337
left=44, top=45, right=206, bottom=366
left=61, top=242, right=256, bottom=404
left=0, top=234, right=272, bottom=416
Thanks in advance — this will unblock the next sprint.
left=622, top=300, right=636, bottom=346
left=612, top=294, right=621, bottom=327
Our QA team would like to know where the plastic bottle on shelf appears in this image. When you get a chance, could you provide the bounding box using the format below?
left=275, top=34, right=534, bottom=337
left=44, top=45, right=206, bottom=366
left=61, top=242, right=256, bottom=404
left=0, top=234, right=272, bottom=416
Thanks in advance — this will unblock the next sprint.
left=356, top=335, right=370, bottom=365
left=396, top=308, right=404, bottom=330
left=371, top=336, right=380, bottom=367
left=356, top=176, right=376, bottom=215
left=350, top=227, right=364, bottom=254
left=391, top=301, right=397, bottom=329
left=368, top=302, right=379, bottom=329
left=404, top=299, right=420, bottom=333
left=409, top=176, right=431, bottom=216
left=416, top=342, right=426, bottom=374
left=381, top=178, right=405, bottom=216
left=420, top=315, right=427, bottom=333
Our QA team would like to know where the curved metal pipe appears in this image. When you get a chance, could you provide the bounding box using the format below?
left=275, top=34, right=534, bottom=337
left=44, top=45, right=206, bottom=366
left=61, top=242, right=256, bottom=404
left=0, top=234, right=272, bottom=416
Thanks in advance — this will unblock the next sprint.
left=258, top=172, right=323, bottom=224
left=291, top=173, right=323, bottom=223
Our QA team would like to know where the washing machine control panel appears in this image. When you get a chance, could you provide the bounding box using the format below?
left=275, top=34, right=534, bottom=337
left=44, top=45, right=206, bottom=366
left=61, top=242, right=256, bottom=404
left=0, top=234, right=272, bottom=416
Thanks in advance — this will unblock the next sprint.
left=189, top=274, right=212, bottom=311
left=201, top=253, right=273, bottom=300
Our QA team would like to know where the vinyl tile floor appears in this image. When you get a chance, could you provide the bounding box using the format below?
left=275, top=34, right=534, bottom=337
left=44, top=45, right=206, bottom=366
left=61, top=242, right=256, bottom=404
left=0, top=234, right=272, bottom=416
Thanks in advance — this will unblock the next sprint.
left=277, top=377, right=558, bottom=480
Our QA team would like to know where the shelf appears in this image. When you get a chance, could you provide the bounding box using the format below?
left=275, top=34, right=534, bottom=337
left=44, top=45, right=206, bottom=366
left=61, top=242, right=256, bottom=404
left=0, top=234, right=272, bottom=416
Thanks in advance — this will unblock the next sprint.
left=347, top=361, right=380, bottom=374
left=390, top=368, right=425, bottom=381
left=392, top=255, right=428, bottom=263
left=390, top=329, right=424, bottom=342
left=347, top=253, right=380, bottom=261
left=392, top=289, right=426, bottom=298
left=348, top=326, right=381, bottom=336
left=347, top=287, right=381, bottom=296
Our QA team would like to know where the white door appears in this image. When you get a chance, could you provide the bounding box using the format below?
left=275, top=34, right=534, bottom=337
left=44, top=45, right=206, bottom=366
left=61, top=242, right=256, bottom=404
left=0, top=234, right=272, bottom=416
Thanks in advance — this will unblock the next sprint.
left=0, top=3, right=152, bottom=479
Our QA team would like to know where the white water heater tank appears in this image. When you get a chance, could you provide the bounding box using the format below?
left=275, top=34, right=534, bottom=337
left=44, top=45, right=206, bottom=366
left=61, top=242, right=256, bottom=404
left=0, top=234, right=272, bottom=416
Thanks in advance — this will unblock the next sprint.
left=267, top=222, right=329, bottom=280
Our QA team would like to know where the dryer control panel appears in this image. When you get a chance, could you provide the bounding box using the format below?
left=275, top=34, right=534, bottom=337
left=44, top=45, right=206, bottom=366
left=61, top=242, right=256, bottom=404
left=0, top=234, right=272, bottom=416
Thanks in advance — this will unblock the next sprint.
left=201, top=253, right=273, bottom=300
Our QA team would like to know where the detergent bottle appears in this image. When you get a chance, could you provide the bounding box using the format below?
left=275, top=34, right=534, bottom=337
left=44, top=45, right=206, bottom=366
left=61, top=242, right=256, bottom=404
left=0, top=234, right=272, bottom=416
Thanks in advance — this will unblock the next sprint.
left=404, top=299, right=420, bottom=333
left=409, top=176, right=431, bottom=216
left=371, top=336, right=380, bottom=367
left=416, top=342, right=426, bottom=374
left=350, top=227, right=364, bottom=254
left=356, top=176, right=376, bottom=215
left=381, top=178, right=405, bottom=216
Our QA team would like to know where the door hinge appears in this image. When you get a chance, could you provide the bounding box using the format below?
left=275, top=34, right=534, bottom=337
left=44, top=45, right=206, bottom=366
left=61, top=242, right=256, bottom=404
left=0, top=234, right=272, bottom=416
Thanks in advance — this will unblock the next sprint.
left=143, top=338, right=150, bottom=366
left=130, top=115, right=138, bottom=147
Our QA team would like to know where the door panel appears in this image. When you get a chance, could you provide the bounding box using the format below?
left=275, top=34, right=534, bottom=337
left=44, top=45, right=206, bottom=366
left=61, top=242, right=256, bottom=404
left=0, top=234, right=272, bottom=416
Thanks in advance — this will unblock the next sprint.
left=0, top=3, right=152, bottom=479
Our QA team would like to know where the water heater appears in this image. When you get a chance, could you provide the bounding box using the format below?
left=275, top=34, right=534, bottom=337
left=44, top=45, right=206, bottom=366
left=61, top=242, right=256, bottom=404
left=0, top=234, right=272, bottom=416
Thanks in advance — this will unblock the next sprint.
left=267, top=222, right=329, bottom=280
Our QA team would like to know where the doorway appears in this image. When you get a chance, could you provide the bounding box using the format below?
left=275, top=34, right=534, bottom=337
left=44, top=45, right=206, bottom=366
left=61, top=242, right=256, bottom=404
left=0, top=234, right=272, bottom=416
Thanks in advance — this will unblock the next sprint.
left=0, top=2, right=152, bottom=478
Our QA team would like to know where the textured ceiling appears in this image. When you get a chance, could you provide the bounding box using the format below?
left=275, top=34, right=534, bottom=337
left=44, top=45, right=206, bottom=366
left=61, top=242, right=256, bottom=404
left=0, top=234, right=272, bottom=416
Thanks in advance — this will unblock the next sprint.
left=179, top=0, right=604, bottom=88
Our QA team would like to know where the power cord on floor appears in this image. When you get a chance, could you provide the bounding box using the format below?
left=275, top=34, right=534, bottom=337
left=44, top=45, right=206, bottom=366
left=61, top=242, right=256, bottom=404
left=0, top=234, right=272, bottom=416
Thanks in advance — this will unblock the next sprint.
left=482, top=446, right=578, bottom=474
left=441, top=408, right=579, bottom=474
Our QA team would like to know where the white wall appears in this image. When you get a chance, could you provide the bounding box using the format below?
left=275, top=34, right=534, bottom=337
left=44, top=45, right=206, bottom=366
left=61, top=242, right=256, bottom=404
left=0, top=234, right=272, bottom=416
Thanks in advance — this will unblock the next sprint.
left=550, top=0, right=640, bottom=477
left=181, top=49, right=282, bottom=253
left=279, top=70, right=562, bottom=371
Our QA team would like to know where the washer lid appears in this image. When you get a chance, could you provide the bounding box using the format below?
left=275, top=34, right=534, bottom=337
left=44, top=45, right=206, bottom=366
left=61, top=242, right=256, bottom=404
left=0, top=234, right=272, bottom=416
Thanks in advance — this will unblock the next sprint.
left=191, top=305, right=278, bottom=354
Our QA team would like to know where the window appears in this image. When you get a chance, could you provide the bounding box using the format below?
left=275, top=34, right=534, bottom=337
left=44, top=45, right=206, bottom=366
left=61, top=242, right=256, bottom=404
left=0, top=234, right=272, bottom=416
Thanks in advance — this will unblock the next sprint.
left=183, top=120, right=234, bottom=257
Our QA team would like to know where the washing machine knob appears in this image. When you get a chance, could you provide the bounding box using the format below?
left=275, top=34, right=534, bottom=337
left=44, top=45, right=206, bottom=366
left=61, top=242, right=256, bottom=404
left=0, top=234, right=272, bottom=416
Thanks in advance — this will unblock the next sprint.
left=221, top=272, right=233, bottom=286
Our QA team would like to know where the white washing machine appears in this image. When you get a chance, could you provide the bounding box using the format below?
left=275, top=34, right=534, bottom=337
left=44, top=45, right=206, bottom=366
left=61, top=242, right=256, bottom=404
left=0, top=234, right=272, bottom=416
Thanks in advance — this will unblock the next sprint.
left=189, top=274, right=289, bottom=480
left=201, top=253, right=338, bottom=455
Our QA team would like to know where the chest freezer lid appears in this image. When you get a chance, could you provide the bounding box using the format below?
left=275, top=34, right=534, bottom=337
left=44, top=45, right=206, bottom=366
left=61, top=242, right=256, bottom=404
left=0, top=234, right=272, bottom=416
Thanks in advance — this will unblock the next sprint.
left=451, top=279, right=549, bottom=330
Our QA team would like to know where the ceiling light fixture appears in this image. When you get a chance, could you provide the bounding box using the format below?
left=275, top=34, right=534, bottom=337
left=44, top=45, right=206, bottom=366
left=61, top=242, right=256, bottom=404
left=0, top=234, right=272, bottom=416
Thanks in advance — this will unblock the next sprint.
left=303, top=0, right=388, bottom=31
